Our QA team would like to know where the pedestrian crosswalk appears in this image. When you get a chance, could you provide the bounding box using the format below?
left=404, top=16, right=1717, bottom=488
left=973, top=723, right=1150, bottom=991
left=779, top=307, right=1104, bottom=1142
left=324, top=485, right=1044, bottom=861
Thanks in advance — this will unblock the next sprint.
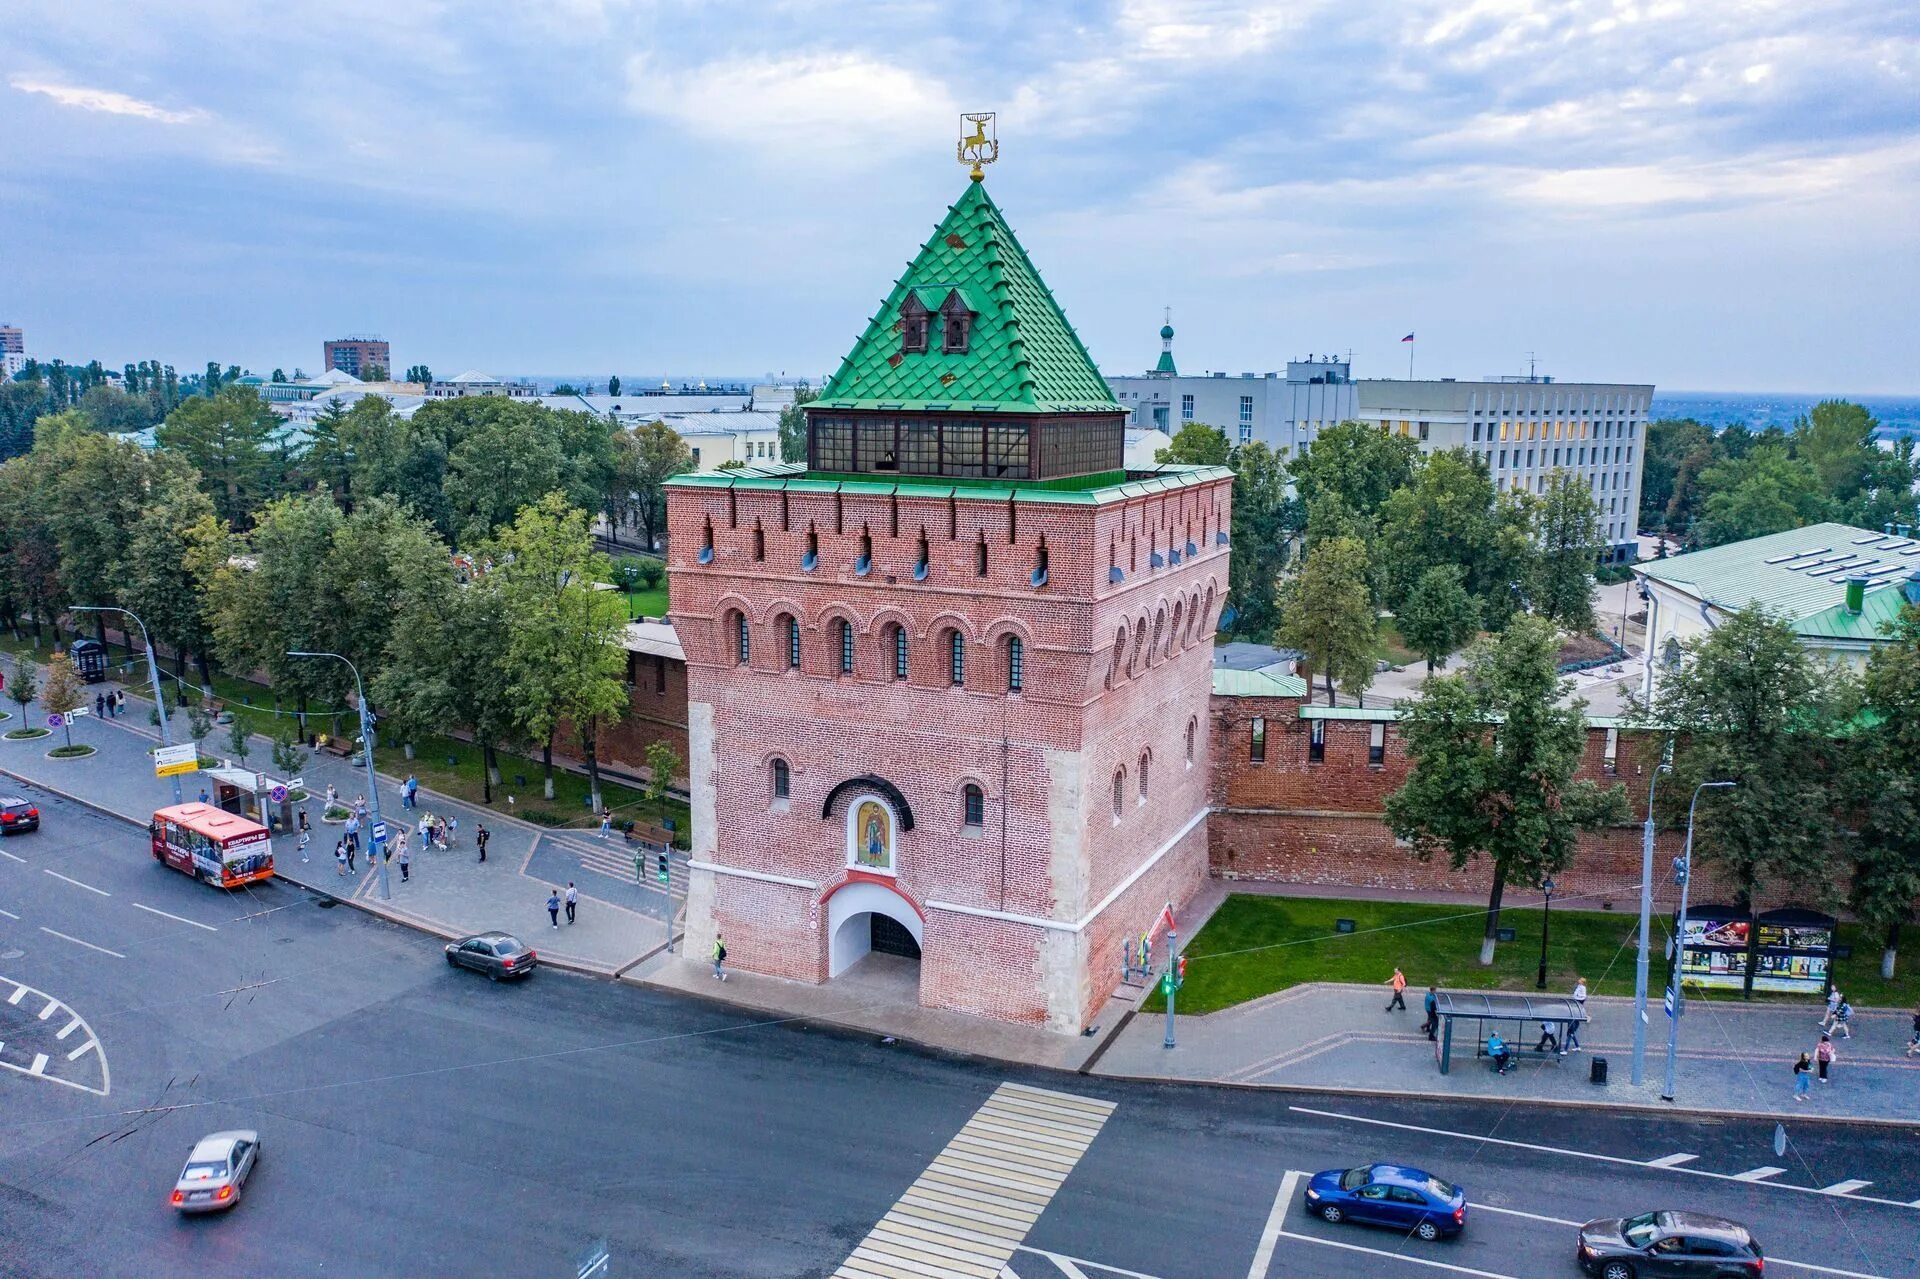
left=834, top=1081, right=1115, bottom=1279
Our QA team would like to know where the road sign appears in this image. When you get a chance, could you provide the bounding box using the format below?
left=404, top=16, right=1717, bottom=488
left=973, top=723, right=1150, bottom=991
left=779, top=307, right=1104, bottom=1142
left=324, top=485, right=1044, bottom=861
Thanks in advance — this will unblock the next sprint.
left=370, top=820, right=388, bottom=843
left=1663, top=989, right=1676, bottom=1019
left=153, top=743, right=200, bottom=778
left=287, top=776, right=304, bottom=790
left=1774, top=1123, right=1788, bottom=1158
left=268, top=785, right=288, bottom=804
left=66, top=704, right=90, bottom=719
left=45, top=713, right=62, bottom=728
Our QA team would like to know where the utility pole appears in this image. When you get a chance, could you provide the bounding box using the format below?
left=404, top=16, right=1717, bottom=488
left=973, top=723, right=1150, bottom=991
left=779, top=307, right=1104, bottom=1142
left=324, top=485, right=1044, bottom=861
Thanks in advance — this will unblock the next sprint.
left=73, top=605, right=182, bottom=805
left=1663, top=780, right=1735, bottom=1102
left=1632, top=744, right=1673, bottom=1087
left=289, top=651, right=390, bottom=901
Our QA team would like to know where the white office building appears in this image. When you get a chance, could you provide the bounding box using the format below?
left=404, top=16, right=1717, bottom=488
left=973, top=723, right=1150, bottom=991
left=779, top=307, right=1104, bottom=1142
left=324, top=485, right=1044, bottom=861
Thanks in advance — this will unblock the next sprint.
left=1352, top=377, right=1652, bottom=561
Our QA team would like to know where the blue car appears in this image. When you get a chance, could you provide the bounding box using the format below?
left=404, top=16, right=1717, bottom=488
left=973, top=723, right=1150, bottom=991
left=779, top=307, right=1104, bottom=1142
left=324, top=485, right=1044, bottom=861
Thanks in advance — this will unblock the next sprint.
left=1304, top=1164, right=1467, bottom=1241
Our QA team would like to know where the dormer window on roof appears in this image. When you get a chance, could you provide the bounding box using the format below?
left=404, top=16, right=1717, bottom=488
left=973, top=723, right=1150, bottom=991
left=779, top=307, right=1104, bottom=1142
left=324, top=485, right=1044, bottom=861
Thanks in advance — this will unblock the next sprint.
left=900, top=293, right=931, bottom=354
left=939, top=290, right=974, bottom=354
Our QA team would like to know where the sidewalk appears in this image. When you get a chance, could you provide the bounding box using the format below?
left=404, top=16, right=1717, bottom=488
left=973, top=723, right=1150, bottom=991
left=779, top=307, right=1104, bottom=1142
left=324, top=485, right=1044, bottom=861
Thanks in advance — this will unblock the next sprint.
left=0, top=656, right=668, bottom=976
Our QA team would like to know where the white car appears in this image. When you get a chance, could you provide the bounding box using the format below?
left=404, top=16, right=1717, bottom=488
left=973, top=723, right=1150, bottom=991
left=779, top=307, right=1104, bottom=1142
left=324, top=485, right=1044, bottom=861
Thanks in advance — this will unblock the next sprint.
left=170, top=1130, right=260, bottom=1213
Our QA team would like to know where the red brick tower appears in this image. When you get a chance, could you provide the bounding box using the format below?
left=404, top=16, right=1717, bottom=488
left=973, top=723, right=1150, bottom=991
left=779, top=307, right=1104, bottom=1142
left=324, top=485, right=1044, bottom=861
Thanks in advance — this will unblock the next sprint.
left=665, top=172, right=1232, bottom=1031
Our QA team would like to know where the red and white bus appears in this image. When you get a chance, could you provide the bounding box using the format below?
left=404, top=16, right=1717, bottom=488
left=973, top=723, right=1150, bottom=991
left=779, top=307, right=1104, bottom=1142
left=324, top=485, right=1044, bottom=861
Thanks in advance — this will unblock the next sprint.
left=150, top=803, right=274, bottom=889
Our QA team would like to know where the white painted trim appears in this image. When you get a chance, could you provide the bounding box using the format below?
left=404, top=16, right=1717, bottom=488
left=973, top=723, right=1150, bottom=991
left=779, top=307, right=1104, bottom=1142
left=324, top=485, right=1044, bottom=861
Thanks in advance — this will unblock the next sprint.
left=926, top=805, right=1209, bottom=935
left=687, top=860, right=817, bottom=891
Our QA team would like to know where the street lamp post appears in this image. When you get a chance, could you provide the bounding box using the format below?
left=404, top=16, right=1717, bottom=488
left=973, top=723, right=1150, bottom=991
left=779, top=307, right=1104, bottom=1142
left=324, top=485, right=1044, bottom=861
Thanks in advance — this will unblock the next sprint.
left=288, top=651, right=389, bottom=901
left=1632, top=747, right=1673, bottom=1087
left=1535, top=876, right=1556, bottom=990
left=72, top=605, right=182, bottom=805
left=1662, top=780, right=1735, bottom=1102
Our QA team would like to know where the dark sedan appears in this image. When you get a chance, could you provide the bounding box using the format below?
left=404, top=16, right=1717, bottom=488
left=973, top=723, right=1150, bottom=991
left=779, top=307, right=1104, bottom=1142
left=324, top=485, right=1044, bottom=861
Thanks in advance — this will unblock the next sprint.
left=0, top=796, right=40, bottom=834
left=445, top=932, right=538, bottom=981
left=1578, top=1210, right=1763, bottom=1278
left=1303, top=1163, right=1466, bottom=1241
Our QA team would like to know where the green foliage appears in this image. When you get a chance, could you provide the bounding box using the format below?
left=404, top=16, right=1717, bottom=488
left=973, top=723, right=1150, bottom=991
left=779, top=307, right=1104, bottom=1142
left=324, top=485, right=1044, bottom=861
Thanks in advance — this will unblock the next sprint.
left=1531, top=471, right=1604, bottom=633
left=187, top=705, right=214, bottom=745
left=1696, top=442, right=1827, bottom=547
left=608, top=375, right=621, bottom=396
left=1224, top=442, right=1295, bottom=638
left=1277, top=534, right=1375, bottom=704
left=120, top=483, right=223, bottom=683
left=611, top=420, right=695, bottom=551
left=76, top=384, right=154, bottom=432
left=154, top=387, right=282, bottom=527
left=1156, top=421, right=1231, bottom=467
left=7, top=657, right=37, bottom=712
left=1396, top=564, right=1479, bottom=671
left=226, top=717, right=252, bottom=763
left=272, top=722, right=309, bottom=778
left=1844, top=604, right=1920, bottom=970
left=776, top=385, right=819, bottom=464
left=716, top=459, right=746, bottom=470
left=404, top=365, right=432, bottom=385
left=635, top=558, right=665, bottom=590
left=203, top=493, right=351, bottom=709
left=645, top=740, right=681, bottom=818
left=1639, top=607, right=1843, bottom=988
left=1378, top=449, right=1498, bottom=607
left=42, top=650, right=84, bottom=748
left=1385, top=616, right=1629, bottom=960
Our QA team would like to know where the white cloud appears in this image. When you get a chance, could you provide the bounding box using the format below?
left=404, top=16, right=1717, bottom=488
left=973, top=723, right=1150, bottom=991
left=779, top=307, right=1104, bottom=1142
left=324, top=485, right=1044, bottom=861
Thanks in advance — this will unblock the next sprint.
left=626, top=51, right=956, bottom=162
left=9, top=77, right=203, bottom=125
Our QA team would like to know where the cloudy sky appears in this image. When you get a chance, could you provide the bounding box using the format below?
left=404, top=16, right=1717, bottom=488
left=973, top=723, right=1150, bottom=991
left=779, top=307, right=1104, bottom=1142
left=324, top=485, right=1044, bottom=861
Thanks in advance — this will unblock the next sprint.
left=4, top=0, right=1916, bottom=392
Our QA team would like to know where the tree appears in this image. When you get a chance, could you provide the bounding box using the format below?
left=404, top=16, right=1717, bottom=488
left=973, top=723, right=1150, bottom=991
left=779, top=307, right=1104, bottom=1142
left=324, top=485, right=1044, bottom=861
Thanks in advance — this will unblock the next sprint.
left=1845, top=602, right=1920, bottom=978
left=44, top=432, right=192, bottom=651
left=0, top=453, right=69, bottom=642
left=492, top=494, right=630, bottom=808
left=1397, top=565, right=1479, bottom=671
left=41, top=651, right=85, bottom=749
left=1694, top=443, right=1827, bottom=547
left=1792, top=400, right=1880, bottom=508
left=551, top=383, right=582, bottom=396
left=776, top=386, right=819, bottom=463
left=272, top=722, right=309, bottom=780
left=404, top=365, right=432, bottom=386
left=1277, top=534, right=1375, bottom=705
left=1378, top=449, right=1498, bottom=610
left=76, top=384, right=153, bottom=433
left=1224, top=442, right=1295, bottom=639
left=1386, top=615, right=1629, bottom=964
left=1640, top=418, right=1715, bottom=533
left=443, top=407, right=565, bottom=546
left=119, top=480, right=222, bottom=688
left=1156, top=422, right=1230, bottom=467
left=226, top=717, right=253, bottom=765
left=612, top=421, right=695, bottom=551
left=154, top=387, right=281, bottom=527
left=272, top=369, right=287, bottom=384
left=1532, top=472, right=1604, bottom=633
left=1639, top=606, right=1842, bottom=997
left=320, top=496, right=450, bottom=706
left=645, top=740, right=681, bottom=825
left=608, top=375, right=621, bottom=396
left=7, top=657, right=36, bottom=718
left=364, top=364, right=388, bottom=382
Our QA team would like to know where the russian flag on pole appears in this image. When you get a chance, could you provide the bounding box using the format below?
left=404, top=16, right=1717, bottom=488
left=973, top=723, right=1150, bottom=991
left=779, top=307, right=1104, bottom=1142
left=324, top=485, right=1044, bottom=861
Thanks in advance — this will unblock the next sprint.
left=1401, top=332, right=1416, bottom=342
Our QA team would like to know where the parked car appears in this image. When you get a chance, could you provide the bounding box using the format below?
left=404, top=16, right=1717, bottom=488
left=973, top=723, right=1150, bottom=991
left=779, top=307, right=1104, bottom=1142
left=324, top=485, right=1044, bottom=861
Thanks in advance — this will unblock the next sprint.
left=170, top=1130, right=260, bottom=1213
left=0, top=796, right=39, bottom=834
left=1577, top=1211, right=1763, bottom=1278
left=445, top=932, right=538, bottom=981
left=1303, top=1163, right=1466, bottom=1240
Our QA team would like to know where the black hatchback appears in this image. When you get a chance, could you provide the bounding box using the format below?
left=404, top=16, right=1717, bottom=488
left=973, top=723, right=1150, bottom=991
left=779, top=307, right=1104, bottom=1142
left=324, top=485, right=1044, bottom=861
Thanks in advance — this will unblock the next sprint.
left=445, top=932, right=538, bottom=981
left=1578, top=1210, right=1763, bottom=1278
left=0, top=797, right=40, bottom=834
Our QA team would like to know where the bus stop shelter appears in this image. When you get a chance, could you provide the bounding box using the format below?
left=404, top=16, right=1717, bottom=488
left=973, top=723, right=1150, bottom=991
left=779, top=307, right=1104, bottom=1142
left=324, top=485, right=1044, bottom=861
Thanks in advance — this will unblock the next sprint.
left=1433, top=991, right=1589, bottom=1075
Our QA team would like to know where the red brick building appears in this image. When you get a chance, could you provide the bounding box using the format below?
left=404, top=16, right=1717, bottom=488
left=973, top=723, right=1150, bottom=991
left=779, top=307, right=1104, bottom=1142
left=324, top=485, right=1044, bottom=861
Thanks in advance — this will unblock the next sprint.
left=665, top=174, right=1232, bottom=1030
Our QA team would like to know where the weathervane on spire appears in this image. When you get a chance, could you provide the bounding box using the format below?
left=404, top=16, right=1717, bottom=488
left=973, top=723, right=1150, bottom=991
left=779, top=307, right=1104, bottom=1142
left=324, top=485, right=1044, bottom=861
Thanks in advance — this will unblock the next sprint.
left=958, top=112, right=998, bottom=181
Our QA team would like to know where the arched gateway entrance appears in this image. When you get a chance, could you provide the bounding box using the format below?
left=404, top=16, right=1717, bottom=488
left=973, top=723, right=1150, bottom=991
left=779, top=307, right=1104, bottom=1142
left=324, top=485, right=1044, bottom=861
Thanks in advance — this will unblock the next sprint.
left=827, top=881, right=924, bottom=977
left=822, top=780, right=924, bottom=981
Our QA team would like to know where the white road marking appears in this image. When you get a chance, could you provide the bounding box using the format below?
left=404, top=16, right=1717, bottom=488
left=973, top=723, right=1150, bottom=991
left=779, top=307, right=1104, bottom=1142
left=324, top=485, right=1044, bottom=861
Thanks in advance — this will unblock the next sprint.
left=29, top=1053, right=48, bottom=1075
left=0, top=847, right=25, bottom=863
left=56, top=1018, right=80, bottom=1040
left=1820, top=1180, right=1872, bottom=1196
left=66, top=1040, right=95, bottom=1062
left=38, top=997, right=56, bottom=1020
left=0, top=907, right=18, bottom=919
left=6, top=984, right=23, bottom=1005
left=1246, top=1169, right=1298, bottom=1279
left=1736, top=1166, right=1788, bottom=1181
left=0, top=977, right=111, bottom=1096
left=132, top=902, right=217, bottom=932
left=1473, top=1203, right=1580, bottom=1227
left=1277, top=1227, right=1518, bottom=1278
left=1289, top=1106, right=1919, bottom=1212
left=1646, top=1152, right=1699, bottom=1167
left=42, top=869, right=109, bottom=896
left=38, top=927, right=126, bottom=959
left=1011, top=1248, right=1162, bottom=1279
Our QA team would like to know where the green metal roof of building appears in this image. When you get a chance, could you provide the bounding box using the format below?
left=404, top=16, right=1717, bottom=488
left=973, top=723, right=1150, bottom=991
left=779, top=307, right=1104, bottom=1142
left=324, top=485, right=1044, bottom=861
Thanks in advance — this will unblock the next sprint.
left=1637, top=521, right=1920, bottom=643
left=1211, top=668, right=1308, bottom=698
left=813, top=179, right=1122, bottom=415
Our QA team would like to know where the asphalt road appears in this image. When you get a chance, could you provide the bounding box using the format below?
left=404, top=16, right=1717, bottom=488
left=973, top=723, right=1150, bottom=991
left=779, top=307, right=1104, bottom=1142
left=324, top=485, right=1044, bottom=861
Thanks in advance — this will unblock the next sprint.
left=0, top=785, right=1914, bottom=1279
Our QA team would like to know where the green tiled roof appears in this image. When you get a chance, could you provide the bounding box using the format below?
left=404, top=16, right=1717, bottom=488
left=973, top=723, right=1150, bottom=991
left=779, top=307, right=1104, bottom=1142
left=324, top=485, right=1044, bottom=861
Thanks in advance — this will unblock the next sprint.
left=1212, top=668, right=1308, bottom=698
left=815, top=180, right=1121, bottom=415
left=1637, top=521, right=1920, bottom=642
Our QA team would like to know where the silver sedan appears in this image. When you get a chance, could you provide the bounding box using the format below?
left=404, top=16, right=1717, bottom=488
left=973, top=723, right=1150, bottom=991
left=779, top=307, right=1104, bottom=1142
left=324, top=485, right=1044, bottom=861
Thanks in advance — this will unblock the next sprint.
left=171, top=1130, right=261, bottom=1213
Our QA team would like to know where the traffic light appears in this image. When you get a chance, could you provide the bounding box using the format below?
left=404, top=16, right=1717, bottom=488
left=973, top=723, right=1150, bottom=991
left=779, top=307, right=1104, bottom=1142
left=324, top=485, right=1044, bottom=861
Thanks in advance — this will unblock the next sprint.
left=656, top=851, right=669, bottom=882
left=1160, top=971, right=1173, bottom=996
left=1178, top=955, right=1188, bottom=982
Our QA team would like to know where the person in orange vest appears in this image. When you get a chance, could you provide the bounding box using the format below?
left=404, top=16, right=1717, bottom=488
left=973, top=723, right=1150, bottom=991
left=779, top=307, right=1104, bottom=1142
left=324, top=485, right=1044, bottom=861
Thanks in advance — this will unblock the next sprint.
left=1385, top=966, right=1408, bottom=1012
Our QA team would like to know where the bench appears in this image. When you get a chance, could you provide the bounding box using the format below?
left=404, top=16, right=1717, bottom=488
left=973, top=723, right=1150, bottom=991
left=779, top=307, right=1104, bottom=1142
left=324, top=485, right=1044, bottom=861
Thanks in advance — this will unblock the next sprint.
left=316, top=738, right=358, bottom=759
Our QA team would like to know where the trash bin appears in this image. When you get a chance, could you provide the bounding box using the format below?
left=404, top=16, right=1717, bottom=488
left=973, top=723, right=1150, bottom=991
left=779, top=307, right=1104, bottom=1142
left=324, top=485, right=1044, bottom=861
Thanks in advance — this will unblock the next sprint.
left=1590, top=1056, right=1608, bottom=1085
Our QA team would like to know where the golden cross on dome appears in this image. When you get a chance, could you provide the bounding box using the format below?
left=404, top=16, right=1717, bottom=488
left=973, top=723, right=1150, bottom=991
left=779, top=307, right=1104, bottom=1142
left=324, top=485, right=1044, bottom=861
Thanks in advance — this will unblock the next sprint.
left=958, top=112, right=998, bottom=181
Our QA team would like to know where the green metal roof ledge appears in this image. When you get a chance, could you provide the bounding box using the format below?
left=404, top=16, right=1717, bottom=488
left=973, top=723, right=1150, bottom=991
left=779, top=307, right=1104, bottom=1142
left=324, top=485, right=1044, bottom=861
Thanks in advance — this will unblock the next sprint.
left=812, top=180, right=1123, bottom=415
left=667, top=461, right=1232, bottom=504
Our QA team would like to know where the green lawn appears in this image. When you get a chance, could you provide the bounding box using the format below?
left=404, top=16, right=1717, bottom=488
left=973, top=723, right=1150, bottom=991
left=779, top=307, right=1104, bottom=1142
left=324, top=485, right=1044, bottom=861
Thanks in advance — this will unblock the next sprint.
left=371, top=734, right=690, bottom=838
left=1372, top=619, right=1422, bottom=669
left=621, top=586, right=670, bottom=620
left=1145, top=894, right=1920, bottom=1014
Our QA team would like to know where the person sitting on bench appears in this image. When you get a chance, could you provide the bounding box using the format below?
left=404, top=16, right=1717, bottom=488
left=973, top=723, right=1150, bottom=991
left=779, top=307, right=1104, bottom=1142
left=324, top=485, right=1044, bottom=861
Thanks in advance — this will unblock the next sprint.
left=1487, top=1031, right=1514, bottom=1075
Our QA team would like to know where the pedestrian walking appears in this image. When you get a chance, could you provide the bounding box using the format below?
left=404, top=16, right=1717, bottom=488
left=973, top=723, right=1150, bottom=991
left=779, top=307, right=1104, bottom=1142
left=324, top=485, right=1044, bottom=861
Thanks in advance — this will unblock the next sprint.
left=335, top=843, right=348, bottom=876
left=325, top=783, right=337, bottom=810
left=547, top=889, right=561, bottom=929
left=1819, top=987, right=1842, bottom=1033
left=1831, top=998, right=1853, bottom=1041
left=445, top=815, right=457, bottom=847
left=1385, top=966, right=1408, bottom=1012
left=1421, top=986, right=1440, bottom=1041
left=712, top=934, right=728, bottom=981
left=344, top=813, right=360, bottom=852
left=297, top=830, right=311, bottom=863
left=1563, top=976, right=1589, bottom=1053
left=1793, top=1052, right=1813, bottom=1100
left=345, top=840, right=356, bottom=873
left=1907, top=1005, right=1920, bottom=1057
left=297, top=807, right=310, bottom=834
left=1816, top=1034, right=1836, bottom=1083
left=353, top=795, right=368, bottom=823
left=476, top=824, right=489, bottom=863
left=598, top=810, right=613, bottom=840
left=402, top=775, right=417, bottom=809
left=565, top=882, right=578, bottom=924
left=398, top=843, right=410, bottom=882
left=94, top=692, right=104, bottom=718
left=113, top=690, right=124, bottom=717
